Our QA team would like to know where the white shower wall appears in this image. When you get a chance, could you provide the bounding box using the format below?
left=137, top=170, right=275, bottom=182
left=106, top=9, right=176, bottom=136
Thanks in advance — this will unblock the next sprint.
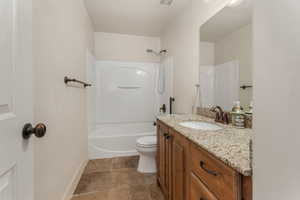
left=89, top=60, right=160, bottom=159
left=214, top=61, right=239, bottom=111
left=96, top=61, right=158, bottom=124
left=199, top=65, right=215, bottom=108
left=86, top=50, right=96, bottom=133
left=200, top=61, right=240, bottom=111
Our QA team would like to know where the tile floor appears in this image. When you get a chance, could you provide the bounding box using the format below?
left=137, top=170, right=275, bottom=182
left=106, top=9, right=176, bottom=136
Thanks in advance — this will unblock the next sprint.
left=72, top=156, right=164, bottom=200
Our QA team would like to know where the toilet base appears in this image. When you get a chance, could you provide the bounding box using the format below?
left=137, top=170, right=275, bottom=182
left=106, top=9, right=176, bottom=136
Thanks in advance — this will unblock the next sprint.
left=137, top=152, right=157, bottom=173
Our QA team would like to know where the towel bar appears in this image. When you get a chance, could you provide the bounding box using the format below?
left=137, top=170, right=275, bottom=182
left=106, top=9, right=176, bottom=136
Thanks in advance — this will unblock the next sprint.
left=240, top=85, right=253, bottom=90
left=64, top=76, right=92, bottom=88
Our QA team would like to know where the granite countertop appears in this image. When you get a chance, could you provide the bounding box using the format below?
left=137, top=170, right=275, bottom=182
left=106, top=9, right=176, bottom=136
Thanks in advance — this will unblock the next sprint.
left=157, top=114, right=253, bottom=176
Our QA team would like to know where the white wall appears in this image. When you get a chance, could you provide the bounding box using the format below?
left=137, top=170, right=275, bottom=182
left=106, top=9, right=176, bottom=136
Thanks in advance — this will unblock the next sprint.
left=86, top=50, right=96, bottom=133
left=95, top=32, right=161, bottom=63
left=33, top=0, right=94, bottom=199
left=200, top=42, right=215, bottom=66
left=253, top=0, right=300, bottom=199
left=161, top=0, right=232, bottom=114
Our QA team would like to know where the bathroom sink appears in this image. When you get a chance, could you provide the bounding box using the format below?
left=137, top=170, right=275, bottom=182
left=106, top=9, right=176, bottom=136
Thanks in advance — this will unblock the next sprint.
left=179, top=121, right=222, bottom=131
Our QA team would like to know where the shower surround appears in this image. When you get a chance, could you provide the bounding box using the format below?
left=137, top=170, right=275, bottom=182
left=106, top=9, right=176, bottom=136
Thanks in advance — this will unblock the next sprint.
left=89, top=61, right=160, bottom=159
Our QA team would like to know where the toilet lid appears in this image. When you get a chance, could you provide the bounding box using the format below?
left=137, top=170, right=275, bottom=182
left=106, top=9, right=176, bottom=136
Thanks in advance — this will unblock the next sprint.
left=137, top=136, right=157, bottom=147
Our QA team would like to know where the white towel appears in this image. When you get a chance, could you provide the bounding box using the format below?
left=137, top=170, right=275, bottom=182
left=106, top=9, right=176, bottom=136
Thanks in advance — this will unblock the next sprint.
left=158, top=59, right=166, bottom=95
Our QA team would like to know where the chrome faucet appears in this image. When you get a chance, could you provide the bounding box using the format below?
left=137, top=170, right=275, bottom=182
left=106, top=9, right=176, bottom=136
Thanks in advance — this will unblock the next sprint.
left=210, top=106, right=230, bottom=124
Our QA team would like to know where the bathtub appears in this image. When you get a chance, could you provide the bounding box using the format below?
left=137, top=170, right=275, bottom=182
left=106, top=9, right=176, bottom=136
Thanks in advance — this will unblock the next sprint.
left=88, top=122, right=155, bottom=159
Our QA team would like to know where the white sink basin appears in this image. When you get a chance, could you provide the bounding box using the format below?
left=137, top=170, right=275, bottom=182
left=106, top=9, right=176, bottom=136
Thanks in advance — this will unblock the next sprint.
left=179, top=121, right=222, bottom=131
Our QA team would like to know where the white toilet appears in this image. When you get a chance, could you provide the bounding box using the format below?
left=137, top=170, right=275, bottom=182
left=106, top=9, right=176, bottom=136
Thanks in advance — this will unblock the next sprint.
left=136, top=136, right=157, bottom=173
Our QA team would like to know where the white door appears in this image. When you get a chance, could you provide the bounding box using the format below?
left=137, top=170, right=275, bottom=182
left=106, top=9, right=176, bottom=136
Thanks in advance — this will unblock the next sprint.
left=0, top=0, right=39, bottom=200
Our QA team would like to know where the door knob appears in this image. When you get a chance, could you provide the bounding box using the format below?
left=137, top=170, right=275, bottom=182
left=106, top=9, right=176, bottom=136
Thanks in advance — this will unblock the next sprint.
left=22, top=123, right=47, bottom=139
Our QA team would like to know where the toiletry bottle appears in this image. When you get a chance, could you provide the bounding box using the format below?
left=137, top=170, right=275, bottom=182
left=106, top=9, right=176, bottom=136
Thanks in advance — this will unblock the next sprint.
left=231, top=101, right=245, bottom=128
left=246, top=101, right=253, bottom=114
left=192, top=84, right=201, bottom=114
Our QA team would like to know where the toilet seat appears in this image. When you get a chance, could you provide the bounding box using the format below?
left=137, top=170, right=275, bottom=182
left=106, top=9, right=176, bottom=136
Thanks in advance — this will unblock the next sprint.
left=136, top=136, right=157, bottom=148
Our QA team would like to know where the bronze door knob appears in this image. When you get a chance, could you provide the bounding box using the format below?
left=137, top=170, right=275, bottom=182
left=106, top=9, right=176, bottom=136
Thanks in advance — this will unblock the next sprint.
left=22, top=123, right=47, bottom=139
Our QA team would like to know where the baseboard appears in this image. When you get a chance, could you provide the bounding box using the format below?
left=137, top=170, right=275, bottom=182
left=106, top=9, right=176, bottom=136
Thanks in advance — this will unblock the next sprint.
left=61, top=159, right=88, bottom=200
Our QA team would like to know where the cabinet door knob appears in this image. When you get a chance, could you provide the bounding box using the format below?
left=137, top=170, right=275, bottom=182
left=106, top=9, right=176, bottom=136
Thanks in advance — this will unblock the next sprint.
left=22, top=123, right=47, bottom=139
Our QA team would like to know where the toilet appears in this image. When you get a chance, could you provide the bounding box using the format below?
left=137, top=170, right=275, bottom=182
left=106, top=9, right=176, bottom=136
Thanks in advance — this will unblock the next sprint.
left=136, top=136, right=157, bottom=173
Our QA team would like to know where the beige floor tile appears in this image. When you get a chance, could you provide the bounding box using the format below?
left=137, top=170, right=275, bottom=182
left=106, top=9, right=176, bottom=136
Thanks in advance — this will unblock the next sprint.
left=73, top=156, right=164, bottom=200
left=127, top=171, right=147, bottom=186
left=84, top=158, right=113, bottom=174
left=107, top=185, right=131, bottom=200
left=112, top=156, right=139, bottom=170
left=129, top=185, right=150, bottom=200
left=148, top=184, right=164, bottom=200
left=143, top=174, right=156, bottom=185
left=74, top=172, right=116, bottom=194
left=84, top=161, right=98, bottom=175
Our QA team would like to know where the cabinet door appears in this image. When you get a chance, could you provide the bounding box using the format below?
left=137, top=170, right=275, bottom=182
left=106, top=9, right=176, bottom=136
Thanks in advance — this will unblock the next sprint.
left=157, top=121, right=170, bottom=197
left=157, top=121, right=173, bottom=200
left=157, top=122, right=165, bottom=190
left=171, top=130, right=190, bottom=200
left=242, top=176, right=252, bottom=200
left=190, top=173, right=218, bottom=200
left=172, top=139, right=184, bottom=200
left=165, top=132, right=173, bottom=200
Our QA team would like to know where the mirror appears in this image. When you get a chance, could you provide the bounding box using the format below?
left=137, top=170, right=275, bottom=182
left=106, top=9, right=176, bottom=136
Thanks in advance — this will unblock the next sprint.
left=200, top=1, right=253, bottom=111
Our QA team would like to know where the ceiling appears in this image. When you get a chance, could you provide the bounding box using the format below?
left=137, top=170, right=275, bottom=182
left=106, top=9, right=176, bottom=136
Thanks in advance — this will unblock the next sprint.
left=84, top=0, right=191, bottom=37
left=200, top=0, right=253, bottom=42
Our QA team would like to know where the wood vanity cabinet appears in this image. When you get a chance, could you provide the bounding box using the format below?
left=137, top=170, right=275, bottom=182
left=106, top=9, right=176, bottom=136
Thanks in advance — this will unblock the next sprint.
left=157, top=121, right=173, bottom=199
left=190, top=173, right=218, bottom=200
left=157, top=121, right=189, bottom=200
left=190, top=142, right=241, bottom=200
left=171, top=128, right=190, bottom=200
left=156, top=120, right=252, bottom=200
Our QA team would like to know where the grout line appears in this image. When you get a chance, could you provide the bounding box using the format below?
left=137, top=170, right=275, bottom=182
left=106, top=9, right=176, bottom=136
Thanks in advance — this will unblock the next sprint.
left=72, top=191, right=100, bottom=197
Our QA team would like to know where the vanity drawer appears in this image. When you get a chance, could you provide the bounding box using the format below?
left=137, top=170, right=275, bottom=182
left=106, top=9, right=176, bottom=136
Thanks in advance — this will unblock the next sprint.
left=190, top=173, right=217, bottom=200
left=190, top=142, right=241, bottom=200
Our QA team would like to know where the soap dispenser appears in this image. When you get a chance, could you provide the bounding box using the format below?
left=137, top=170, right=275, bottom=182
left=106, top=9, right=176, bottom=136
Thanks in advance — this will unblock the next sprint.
left=231, top=101, right=245, bottom=128
left=246, top=101, right=253, bottom=114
